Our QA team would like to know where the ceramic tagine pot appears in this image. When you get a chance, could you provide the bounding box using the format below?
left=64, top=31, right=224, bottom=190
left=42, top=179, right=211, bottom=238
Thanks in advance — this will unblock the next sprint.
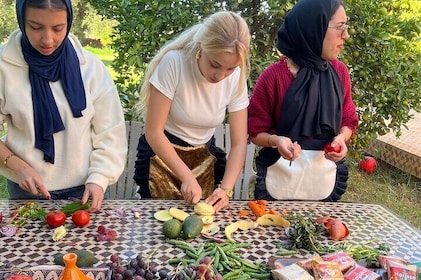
left=58, top=253, right=93, bottom=280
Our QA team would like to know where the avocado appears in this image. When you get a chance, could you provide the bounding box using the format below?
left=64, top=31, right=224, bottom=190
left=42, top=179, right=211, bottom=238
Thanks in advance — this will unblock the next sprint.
left=163, top=218, right=183, bottom=239
left=53, top=249, right=97, bottom=267
left=182, top=215, right=203, bottom=239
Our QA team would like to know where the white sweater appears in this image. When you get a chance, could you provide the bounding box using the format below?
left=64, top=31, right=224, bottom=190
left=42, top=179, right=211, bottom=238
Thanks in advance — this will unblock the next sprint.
left=0, top=30, right=127, bottom=192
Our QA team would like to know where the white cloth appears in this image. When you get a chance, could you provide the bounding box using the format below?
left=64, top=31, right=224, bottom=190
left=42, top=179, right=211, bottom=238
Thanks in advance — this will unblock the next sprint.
left=149, top=50, right=249, bottom=145
left=0, top=30, right=127, bottom=192
left=265, top=150, right=336, bottom=200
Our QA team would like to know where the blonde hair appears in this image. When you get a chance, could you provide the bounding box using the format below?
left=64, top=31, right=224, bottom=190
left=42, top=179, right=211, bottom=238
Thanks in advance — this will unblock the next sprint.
left=136, top=11, right=250, bottom=119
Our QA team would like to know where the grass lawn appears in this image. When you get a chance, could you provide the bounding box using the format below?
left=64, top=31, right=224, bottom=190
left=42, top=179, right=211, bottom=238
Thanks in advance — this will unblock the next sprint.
left=84, top=46, right=117, bottom=79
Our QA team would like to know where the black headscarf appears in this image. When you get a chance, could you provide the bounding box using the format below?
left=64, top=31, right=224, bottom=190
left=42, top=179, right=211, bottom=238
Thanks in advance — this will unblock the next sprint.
left=16, top=0, right=86, bottom=164
left=276, top=0, right=343, bottom=141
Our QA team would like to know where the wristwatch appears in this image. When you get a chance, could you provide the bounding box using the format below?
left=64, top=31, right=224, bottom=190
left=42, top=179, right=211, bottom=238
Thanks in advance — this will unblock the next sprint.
left=218, top=185, right=233, bottom=198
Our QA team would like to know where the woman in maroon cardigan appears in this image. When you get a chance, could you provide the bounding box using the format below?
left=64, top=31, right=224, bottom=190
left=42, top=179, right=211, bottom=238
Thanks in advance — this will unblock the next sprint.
left=248, top=0, right=358, bottom=201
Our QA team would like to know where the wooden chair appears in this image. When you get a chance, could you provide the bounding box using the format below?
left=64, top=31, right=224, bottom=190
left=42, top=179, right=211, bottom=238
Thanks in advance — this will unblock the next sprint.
left=107, top=121, right=144, bottom=199
left=107, top=121, right=256, bottom=200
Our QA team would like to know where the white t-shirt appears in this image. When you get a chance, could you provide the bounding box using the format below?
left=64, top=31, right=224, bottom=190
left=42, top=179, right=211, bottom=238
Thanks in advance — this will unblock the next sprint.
left=149, top=50, right=249, bottom=145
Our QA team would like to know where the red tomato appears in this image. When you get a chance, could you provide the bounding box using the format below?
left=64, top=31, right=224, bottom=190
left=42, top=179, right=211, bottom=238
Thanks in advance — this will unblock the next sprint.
left=72, top=210, right=90, bottom=227
left=46, top=210, right=66, bottom=228
left=324, top=142, right=341, bottom=153
left=359, top=156, right=377, bottom=174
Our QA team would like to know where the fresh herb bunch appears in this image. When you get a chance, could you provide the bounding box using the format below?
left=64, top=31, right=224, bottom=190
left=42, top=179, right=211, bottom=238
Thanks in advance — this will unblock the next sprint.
left=284, top=212, right=332, bottom=254
left=18, top=202, right=47, bottom=220
left=331, top=242, right=390, bottom=267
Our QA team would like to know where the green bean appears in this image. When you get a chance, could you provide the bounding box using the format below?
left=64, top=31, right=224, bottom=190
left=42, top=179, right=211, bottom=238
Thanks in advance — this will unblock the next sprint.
left=185, top=250, right=199, bottom=259
left=220, top=261, right=232, bottom=272
left=213, top=249, right=220, bottom=270
left=217, top=246, right=230, bottom=263
left=196, top=243, right=205, bottom=255
left=226, top=275, right=251, bottom=280
left=275, top=249, right=298, bottom=256
left=222, top=269, right=242, bottom=280
left=246, top=272, right=272, bottom=279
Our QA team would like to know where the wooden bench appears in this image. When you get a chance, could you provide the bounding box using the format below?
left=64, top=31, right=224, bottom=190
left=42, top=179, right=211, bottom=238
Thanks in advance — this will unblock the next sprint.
left=107, top=121, right=256, bottom=200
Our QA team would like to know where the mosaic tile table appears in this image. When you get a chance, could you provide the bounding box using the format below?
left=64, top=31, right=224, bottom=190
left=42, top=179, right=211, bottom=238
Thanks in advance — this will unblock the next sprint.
left=0, top=199, right=420, bottom=272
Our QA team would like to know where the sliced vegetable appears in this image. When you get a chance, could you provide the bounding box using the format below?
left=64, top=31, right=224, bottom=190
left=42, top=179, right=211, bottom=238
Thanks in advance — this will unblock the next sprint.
left=60, top=200, right=90, bottom=216
left=257, top=214, right=290, bottom=227
left=0, top=225, right=17, bottom=236
left=52, top=225, right=67, bottom=241
left=247, top=200, right=268, bottom=217
left=201, top=215, right=214, bottom=225
left=201, top=222, right=220, bottom=236
left=168, top=207, right=190, bottom=221
left=237, top=220, right=258, bottom=230
left=17, top=202, right=47, bottom=220
left=224, top=222, right=239, bottom=242
left=194, top=201, right=215, bottom=216
left=154, top=210, right=173, bottom=222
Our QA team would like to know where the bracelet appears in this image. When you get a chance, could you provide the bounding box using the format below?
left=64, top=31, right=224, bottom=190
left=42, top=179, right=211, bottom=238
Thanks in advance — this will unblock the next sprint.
left=4, top=153, right=16, bottom=169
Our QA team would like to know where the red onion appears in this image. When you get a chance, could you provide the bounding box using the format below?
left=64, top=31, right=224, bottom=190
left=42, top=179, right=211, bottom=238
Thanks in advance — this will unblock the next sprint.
left=1, top=225, right=17, bottom=236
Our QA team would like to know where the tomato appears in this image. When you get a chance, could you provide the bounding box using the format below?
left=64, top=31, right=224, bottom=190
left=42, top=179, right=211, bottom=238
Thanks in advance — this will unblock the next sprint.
left=324, top=142, right=341, bottom=153
left=6, top=274, right=33, bottom=280
left=46, top=210, right=66, bottom=228
left=72, top=210, right=90, bottom=227
left=358, top=156, right=377, bottom=174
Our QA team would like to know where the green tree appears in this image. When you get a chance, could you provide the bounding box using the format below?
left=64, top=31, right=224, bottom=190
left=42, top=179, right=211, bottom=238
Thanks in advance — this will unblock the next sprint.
left=341, top=0, right=420, bottom=155
left=86, top=0, right=421, bottom=156
left=0, top=0, right=18, bottom=42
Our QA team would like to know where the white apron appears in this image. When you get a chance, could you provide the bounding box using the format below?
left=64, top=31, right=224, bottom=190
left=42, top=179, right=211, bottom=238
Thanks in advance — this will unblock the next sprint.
left=265, top=150, right=336, bottom=200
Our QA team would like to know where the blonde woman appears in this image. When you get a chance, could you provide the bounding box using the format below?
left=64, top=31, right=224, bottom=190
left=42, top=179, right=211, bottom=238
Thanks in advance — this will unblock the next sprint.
left=134, top=11, right=250, bottom=211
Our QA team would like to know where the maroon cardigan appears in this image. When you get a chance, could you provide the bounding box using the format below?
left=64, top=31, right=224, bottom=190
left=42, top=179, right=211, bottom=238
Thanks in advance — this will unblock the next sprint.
left=248, top=56, right=358, bottom=138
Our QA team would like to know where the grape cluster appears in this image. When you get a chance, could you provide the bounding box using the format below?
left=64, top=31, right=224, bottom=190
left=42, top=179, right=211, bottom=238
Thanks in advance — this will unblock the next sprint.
left=169, top=256, right=222, bottom=280
left=96, top=225, right=117, bottom=241
left=108, top=253, right=168, bottom=280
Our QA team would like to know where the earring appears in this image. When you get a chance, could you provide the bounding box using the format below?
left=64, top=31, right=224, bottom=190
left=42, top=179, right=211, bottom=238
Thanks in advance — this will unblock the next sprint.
left=196, top=49, right=201, bottom=60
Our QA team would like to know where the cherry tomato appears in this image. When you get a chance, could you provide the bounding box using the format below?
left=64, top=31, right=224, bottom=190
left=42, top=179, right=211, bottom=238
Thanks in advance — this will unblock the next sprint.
left=46, top=210, right=66, bottom=228
left=324, top=142, right=341, bottom=153
left=72, top=210, right=90, bottom=227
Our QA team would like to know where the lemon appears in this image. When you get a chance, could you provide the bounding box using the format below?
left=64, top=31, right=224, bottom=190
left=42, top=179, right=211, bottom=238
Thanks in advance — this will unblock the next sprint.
left=162, top=219, right=182, bottom=239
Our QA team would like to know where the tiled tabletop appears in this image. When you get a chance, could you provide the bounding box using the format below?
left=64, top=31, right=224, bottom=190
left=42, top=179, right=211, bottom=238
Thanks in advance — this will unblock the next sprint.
left=0, top=199, right=420, bottom=272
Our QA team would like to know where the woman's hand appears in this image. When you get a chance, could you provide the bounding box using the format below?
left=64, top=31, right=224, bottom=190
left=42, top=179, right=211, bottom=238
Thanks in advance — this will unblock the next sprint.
left=83, top=183, right=104, bottom=212
left=18, top=165, right=50, bottom=199
left=271, top=135, right=301, bottom=162
left=324, top=133, right=348, bottom=162
left=205, top=187, right=229, bottom=212
left=180, top=177, right=202, bottom=204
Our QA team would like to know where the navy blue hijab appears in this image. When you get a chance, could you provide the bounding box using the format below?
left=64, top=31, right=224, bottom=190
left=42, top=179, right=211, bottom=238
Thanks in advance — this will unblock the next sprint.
left=276, top=0, right=344, bottom=141
left=16, top=0, right=86, bottom=163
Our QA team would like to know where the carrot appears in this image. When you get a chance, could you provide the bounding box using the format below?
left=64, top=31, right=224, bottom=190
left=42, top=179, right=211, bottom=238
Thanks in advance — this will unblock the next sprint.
left=247, top=200, right=267, bottom=217
left=238, top=210, right=249, bottom=217
left=268, top=209, right=277, bottom=215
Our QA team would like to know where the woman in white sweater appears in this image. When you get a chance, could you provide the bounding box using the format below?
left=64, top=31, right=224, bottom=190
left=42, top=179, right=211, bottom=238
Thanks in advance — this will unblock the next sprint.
left=0, top=0, right=127, bottom=212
